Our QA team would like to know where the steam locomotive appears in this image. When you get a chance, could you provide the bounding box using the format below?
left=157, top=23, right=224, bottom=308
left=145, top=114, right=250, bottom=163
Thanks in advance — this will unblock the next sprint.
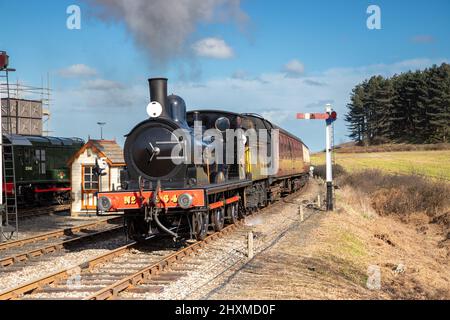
left=97, top=78, right=310, bottom=241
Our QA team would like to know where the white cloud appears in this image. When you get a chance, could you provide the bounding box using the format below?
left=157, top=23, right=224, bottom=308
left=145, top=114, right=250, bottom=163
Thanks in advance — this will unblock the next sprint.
left=51, top=57, right=447, bottom=150
left=90, top=0, right=247, bottom=65
left=232, top=70, right=248, bottom=80
left=192, top=37, right=234, bottom=59
left=81, top=79, right=124, bottom=91
left=172, top=57, right=447, bottom=151
left=58, top=64, right=98, bottom=78
left=283, top=59, right=305, bottom=77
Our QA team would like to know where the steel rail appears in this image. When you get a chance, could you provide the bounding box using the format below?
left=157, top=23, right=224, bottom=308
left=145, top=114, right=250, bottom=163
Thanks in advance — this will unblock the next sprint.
left=18, top=204, right=71, bottom=219
left=0, top=242, right=136, bottom=300
left=0, top=217, right=123, bottom=252
left=0, top=184, right=309, bottom=301
left=85, top=222, right=243, bottom=300
left=0, top=224, right=124, bottom=267
left=0, top=222, right=243, bottom=300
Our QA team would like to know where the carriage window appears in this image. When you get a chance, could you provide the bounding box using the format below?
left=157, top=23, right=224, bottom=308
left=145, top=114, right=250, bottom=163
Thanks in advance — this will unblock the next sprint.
left=83, top=166, right=99, bottom=190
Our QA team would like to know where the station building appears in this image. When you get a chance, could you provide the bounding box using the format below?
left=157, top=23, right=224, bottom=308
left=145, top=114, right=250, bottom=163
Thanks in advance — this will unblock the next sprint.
left=67, top=139, right=125, bottom=216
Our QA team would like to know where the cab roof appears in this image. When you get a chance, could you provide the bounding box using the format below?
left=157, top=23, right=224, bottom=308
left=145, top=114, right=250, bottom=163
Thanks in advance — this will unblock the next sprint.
left=2, top=134, right=85, bottom=147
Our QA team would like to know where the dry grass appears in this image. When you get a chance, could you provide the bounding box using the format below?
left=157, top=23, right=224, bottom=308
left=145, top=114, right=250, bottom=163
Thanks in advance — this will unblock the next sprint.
left=311, top=150, right=450, bottom=181
left=205, top=179, right=450, bottom=300
left=335, top=142, right=450, bottom=154
left=335, top=185, right=450, bottom=299
left=321, top=170, right=450, bottom=298
left=313, top=164, right=346, bottom=180
left=340, top=170, right=450, bottom=219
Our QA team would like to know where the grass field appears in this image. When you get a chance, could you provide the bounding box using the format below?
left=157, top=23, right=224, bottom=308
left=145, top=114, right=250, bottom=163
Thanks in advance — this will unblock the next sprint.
left=311, top=150, right=450, bottom=181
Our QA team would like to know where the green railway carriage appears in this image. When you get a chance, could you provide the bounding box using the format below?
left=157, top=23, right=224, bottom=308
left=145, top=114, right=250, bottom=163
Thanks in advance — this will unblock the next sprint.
left=3, top=134, right=84, bottom=206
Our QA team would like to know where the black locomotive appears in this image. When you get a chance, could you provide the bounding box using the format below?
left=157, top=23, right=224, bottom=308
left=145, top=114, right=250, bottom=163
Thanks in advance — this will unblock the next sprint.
left=97, top=78, right=310, bottom=241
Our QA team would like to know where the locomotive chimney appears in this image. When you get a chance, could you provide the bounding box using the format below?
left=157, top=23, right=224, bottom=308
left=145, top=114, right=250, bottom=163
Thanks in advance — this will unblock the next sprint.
left=148, top=78, right=171, bottom=118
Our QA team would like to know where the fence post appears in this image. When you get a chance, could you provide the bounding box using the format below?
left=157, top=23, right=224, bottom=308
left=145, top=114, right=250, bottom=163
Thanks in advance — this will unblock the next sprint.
left=247, top=231, right=254, bottom=259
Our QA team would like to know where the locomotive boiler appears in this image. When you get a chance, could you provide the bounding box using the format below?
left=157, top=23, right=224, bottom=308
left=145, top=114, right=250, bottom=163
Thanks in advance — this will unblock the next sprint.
left=97, top=78, right=310, bottom=241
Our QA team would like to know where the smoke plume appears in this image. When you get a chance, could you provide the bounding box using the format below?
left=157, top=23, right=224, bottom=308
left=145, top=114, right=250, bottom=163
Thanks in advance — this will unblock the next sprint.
left=88, top=0, right=248, bottom=66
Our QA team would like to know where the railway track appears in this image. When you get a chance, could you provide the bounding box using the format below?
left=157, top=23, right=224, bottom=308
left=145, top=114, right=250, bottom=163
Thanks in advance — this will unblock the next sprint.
left=0, top=217, right=124, bottom=270
left=0, top=186, right=319, bottom=300
left=15, top=204, right=72, bottom=221
left=0, top=221, right=242, bottom=300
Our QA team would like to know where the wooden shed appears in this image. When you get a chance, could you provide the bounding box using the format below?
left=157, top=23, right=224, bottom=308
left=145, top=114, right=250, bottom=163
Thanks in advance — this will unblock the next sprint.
left=67, top=140, right=125, bottom=216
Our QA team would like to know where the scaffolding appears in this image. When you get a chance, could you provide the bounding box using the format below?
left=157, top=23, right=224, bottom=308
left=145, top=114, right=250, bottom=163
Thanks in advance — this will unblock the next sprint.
left=0, top=51, right=53, bottom=241
left=0, top=75, right=52, bottom=136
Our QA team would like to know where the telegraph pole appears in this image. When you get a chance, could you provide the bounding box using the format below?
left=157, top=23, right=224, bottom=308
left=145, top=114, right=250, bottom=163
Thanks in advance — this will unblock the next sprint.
left=97, top=122, right=106, bottom=140
left=297, top=104, right=337, bottom=211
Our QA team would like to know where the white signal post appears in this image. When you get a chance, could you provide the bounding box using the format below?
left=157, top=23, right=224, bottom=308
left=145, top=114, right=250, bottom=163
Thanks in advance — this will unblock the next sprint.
left=325, top=105, right=334, bottom=211
left=297, top=104, right=337, bottom=211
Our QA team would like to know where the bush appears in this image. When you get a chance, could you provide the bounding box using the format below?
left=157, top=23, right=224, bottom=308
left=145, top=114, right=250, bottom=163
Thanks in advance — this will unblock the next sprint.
left=340, top=170, right=450, bottom=219
left=336, top=143, right=450, bottom=154
left=313, top=164, right=346, bottom=180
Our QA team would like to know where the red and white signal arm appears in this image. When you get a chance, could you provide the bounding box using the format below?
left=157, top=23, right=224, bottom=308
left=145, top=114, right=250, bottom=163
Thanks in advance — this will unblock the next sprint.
left=297, top=111, right=337, bottom=121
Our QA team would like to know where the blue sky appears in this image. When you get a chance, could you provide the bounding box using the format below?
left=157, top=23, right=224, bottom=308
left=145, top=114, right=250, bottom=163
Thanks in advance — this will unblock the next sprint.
left=0, top=0, right=449, bottom=151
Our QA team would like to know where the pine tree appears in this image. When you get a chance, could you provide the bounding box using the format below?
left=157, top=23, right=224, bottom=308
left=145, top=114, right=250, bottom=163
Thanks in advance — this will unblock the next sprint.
left=375, top=77, right=395, bottom=142
left=426, top=64, right=448, bottom=142
left=345, top=63, right=450, bottom=145
left=345, top=84, right=366, bottom=143
left=390, top=73, right=408, bottom=141
left=441, top=63, right=450, bottom=142
left=412, top=69, right=431, bottom=142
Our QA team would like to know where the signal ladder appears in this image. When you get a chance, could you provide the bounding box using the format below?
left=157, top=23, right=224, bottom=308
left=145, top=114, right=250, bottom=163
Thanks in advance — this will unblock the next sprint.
left=1, top=143, right=18, bottom=242
left=331, top=122, right=336, bottom=165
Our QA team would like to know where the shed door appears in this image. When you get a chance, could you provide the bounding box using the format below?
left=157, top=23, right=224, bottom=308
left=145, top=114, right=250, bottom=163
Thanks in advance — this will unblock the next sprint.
left=82, top=165, right=99, bottom=210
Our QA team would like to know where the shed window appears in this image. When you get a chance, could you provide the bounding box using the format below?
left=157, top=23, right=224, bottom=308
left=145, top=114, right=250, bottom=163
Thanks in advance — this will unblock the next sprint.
left=83, top=166, right=99, bottom=190
left=117, top=169, right=124, bottom=185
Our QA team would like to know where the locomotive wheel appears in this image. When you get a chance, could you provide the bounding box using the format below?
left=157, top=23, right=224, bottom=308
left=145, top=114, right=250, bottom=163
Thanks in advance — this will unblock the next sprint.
left=226, top=203, right=239, bottom=224
left=212, top=208, right=225, bottom=231
left=192, top=212, right=208, bottom=240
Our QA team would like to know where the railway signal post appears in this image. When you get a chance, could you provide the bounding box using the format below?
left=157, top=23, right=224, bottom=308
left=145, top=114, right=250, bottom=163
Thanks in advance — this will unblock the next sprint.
left=297, top=104, right=337, bottom=211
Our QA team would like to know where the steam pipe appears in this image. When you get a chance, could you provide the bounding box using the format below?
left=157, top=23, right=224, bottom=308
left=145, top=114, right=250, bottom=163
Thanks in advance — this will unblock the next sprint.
left=153, top=210, right=178, bottom=238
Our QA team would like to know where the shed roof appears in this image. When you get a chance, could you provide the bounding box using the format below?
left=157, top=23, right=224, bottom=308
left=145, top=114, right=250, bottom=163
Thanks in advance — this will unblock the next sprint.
left=67, top=139, right=125, bottom=167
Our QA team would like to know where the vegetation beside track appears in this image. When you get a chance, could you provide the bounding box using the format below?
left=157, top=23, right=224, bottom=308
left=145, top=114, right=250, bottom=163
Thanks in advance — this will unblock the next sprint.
left=311, top=149, right=450, bottom=181
left=208, top=173, right=450, bottom=299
